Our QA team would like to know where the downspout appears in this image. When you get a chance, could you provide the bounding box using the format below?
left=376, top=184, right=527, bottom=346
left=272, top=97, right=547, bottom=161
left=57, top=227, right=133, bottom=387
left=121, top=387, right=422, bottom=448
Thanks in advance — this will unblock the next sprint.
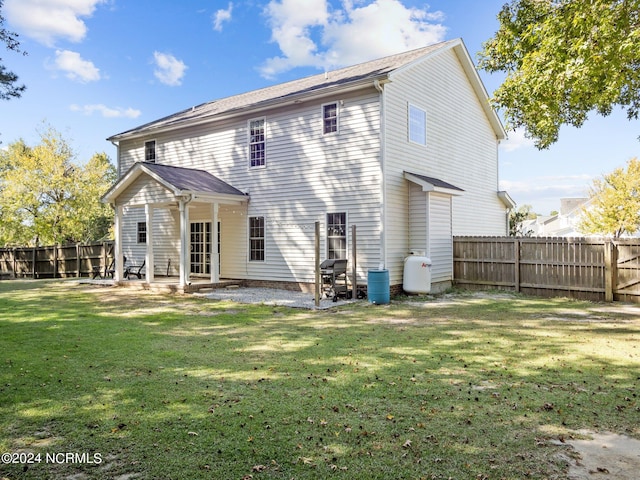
left=374, top=79, right=387, bottom=270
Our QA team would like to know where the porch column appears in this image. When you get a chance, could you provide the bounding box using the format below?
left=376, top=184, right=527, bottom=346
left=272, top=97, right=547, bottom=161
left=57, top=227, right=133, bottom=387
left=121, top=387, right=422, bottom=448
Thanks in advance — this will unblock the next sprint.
left=114, top=204, right=124, bottom=282
left=145, top=204, right=154, bottom=283
left=210, top=203, right=220, bottom=283
left=179, top=198, right=190, bottom=287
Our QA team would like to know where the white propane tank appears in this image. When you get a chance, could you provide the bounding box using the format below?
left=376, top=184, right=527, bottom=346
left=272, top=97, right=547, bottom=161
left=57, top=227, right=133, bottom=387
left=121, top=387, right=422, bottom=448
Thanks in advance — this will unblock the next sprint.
left=403, top=252, right=432, bottom=294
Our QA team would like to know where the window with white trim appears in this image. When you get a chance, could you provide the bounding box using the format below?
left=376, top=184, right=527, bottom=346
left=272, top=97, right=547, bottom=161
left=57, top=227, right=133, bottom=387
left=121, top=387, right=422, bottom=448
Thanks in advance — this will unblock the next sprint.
left=137, top=222, right=147, bottom=244
left=327, top=212, right=346, bottom=259
left=249, top=118, right=266, bottom=167
left=249, top=216, right=265, bottom=261
left=322, top=102, right=338, bottom=134
left=144, top=140, right=156, bottom=162
left=408, top=104, right=427, bottom=146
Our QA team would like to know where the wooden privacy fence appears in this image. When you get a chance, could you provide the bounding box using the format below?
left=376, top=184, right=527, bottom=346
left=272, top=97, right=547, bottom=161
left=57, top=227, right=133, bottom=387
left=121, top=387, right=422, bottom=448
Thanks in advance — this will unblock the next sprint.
left=453, top=236, right=640, bottom=303
left=0, top=241, right=114, bottom=279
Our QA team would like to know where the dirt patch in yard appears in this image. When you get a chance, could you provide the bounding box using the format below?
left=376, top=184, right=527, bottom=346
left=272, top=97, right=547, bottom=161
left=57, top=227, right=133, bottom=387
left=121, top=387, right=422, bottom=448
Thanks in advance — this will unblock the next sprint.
left=556, top=432, right=640, bottom=480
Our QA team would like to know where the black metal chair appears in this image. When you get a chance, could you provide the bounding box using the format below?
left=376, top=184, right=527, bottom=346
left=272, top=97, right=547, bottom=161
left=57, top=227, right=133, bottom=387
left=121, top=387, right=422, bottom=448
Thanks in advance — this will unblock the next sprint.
left=124, top=259, right=145, bottom=280
left=320, top=259, right=348, bottom=302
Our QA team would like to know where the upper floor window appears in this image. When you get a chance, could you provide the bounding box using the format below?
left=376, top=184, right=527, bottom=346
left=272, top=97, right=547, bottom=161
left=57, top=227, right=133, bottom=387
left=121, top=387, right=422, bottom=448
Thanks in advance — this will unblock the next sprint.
left=322, top=102, right=338, bottom=134
left=249, top=118, right=266, bottom=167
left=408, top=104, right=427, bottom=146
left=144, top=140, right=156, bottom=162
left=327, top=212, right=347, bottom=259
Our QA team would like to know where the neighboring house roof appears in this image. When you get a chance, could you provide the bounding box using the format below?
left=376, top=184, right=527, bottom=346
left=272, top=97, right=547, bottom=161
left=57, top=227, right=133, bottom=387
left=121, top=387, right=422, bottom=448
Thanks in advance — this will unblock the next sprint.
left=102, top=161, right=248, bottom=204
left=404, top=171, right=464, bottom=196
left=107, top=38, right=505, bottom=142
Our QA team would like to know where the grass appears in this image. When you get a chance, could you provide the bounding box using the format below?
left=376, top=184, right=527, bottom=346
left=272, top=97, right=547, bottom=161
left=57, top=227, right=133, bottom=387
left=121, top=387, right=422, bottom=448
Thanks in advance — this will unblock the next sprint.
left=0, top=280, right=639, bottom=480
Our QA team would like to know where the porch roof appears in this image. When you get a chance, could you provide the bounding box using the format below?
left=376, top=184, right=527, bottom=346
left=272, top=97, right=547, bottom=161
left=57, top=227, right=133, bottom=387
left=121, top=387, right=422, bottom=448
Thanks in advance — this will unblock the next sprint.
left=404, top=171, right=465, bottom=196
left=102, top=161, right=249, bottom=205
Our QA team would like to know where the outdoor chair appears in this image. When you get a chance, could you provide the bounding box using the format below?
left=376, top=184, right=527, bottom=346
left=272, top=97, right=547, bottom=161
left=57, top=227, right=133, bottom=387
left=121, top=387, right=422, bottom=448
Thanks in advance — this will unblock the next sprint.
left=92, top=258, right=116, bottom=279
left=124, top=259, right=145, bottom=280
left=320, top=258, right=349, bottom=302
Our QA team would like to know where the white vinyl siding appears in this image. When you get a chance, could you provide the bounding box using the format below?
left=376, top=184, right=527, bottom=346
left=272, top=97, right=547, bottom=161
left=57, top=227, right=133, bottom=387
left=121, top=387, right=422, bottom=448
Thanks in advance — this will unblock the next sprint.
left=384, top=47, right=506, bottom=285
left=428, top=193, right=453, bottom=283
left=408, top=185, right=453, bottom=285
left=117, top=89, right=382, bottom=285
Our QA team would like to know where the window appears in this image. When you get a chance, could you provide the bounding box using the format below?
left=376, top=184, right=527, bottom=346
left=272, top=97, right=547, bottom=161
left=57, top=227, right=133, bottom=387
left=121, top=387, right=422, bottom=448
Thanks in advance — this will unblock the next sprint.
left=408, top=104, right=427, bottom=145
left=249, top=216, right=265, bottom=261
left=144, top=140, right=156, bottom=162
left=137, top=222, right=147, bottom=244
left=322, top=102, right=338, bottom=134
left=249, top=118, right=266, bottom=167
left=327, top=212, right=346, bottom=259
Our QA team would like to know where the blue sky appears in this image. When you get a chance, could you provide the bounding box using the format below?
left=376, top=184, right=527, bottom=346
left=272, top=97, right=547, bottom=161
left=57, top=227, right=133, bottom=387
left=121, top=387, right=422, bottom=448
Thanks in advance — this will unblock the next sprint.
left=2, top=0, right=639, bottom=215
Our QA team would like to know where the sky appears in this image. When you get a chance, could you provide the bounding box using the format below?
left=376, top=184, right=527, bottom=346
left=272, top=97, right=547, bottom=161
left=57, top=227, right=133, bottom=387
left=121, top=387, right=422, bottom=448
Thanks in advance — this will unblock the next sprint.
left=1, top=0, right=639, bottom=215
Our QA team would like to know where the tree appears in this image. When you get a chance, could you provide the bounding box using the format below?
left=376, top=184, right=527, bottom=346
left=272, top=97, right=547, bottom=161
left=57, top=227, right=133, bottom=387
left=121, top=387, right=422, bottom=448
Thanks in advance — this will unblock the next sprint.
left=509, top=204, right=536, bottom=236
left=0, top=0, right=26, bottom=101
left=0, top=127, right=116, bottom=246
left=478, top=0, right=640, bottom=149
left=578, top=157, right=640, bottom=238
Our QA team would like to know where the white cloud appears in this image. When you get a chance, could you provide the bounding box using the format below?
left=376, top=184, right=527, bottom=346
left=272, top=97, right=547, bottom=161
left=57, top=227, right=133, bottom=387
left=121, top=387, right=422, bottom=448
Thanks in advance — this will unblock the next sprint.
left=213, top=3, right=233, bottom=31
left=52, top=50, right=101, bottom=82
left=70, top=104, right=141, bottom=119
left=260, top=0, right=446, bottom=78
left=4, top=0, right=107, bottom=47
left=153, top=52, right=188, bottom=86
left=500, top=128, right=535, bottom=153
left=500, top=175, right=592, bottom=213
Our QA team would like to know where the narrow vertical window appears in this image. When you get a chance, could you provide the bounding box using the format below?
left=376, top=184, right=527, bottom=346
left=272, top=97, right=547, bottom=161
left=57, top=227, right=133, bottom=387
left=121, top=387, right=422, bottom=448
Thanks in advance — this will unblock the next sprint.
left=249, top=216, right=265, bottom=261
left=144, top=140, right=156, bottom=162
left=327, top=212, right=346, bottom=259
left=408, top=104, right=427, bottom=146
left=137, top=222, right=147, bottom=244
left=323, top=102, right=338, bottom=134
left=249, top=118, right=266, bottom=167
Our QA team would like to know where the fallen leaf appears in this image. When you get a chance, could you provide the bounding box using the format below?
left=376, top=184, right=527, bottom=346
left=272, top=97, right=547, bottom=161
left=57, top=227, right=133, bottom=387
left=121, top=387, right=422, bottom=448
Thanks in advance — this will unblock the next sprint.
left=252, top=465, right=267, bottom=472
left=402, top=439, right=412, bottom=449
left=188, top=431, right=198, bottom=436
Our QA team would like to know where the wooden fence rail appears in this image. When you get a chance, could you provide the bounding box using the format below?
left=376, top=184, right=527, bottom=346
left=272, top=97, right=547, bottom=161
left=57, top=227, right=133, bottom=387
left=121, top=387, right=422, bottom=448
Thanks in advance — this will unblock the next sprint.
left=453, top=236, right=640, bottom=303
left=0, top=241, right=114, bottom=279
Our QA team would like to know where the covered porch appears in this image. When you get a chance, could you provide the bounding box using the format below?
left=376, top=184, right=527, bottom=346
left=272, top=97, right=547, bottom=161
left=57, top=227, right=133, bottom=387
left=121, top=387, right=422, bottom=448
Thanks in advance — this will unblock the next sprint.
left=102, top=162, right=249, bottom=289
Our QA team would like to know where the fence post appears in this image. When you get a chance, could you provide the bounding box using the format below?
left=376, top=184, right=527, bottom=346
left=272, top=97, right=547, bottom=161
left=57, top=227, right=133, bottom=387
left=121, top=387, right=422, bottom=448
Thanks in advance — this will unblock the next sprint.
left=514, top=238, right=520, bottom=292
left=31, top=247, right=36, bottom=279
left=53, top=245, right=59, bottom=279
left=76, top=243, right=81, bottom=277
left=604, top=240, right=614, bottom=302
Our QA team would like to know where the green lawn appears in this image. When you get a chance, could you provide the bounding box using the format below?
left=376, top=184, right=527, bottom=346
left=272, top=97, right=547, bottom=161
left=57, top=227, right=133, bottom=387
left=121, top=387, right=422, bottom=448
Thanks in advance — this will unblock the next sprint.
left=1, top=280, right=638, bottom=479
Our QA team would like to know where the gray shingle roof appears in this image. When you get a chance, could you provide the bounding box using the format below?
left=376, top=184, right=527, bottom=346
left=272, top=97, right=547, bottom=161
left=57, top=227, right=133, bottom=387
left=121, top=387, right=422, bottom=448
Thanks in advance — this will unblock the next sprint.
left=405, top=171, right=464, bottom=192
left=108, top=40, right=459, bottom=140
left=142, top=162, right=246, bottom=196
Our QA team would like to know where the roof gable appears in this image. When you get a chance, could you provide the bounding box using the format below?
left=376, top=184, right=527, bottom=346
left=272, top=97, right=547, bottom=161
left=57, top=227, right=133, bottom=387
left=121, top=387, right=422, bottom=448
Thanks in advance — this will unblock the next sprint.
left=102, top=162, right=247, bottom=204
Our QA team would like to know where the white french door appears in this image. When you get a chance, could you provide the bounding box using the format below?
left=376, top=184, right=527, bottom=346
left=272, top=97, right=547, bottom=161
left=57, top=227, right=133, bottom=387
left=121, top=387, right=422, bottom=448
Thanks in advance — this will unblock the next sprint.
left=190, top=222, right=220, bottom=276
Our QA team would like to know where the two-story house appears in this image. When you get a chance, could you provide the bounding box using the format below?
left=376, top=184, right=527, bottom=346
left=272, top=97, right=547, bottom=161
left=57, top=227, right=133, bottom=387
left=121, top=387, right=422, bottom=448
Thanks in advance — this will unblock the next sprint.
left=103, top=38, right=513, bottom=294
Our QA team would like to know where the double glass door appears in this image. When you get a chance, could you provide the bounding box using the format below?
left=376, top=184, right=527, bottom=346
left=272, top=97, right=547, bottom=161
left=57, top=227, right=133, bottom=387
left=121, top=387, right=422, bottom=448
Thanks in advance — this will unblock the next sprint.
left=190, top=222, right=220, bottom=275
